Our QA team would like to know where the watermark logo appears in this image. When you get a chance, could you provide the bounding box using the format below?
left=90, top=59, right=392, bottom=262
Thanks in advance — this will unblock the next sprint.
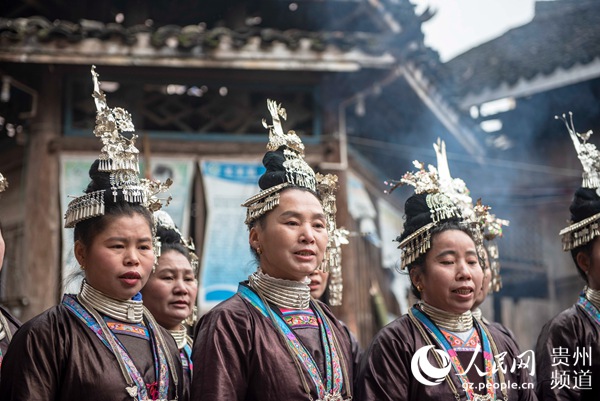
left=411, top=345, right=452, bottom=386
left=410, top=344, right=536, bottom=387
left=550, top=346, right=593, bottom=390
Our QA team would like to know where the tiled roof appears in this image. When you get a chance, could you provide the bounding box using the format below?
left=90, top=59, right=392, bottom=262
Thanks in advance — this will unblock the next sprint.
left=0, top=16, right=392, bottom=56
left=443, top=0, right=600, bottom=102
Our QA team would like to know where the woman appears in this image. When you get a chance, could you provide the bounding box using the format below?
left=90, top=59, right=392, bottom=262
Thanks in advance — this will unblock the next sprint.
left=142, top=210, right=198, bottom=390
left=0, top=173, right=21, bottom=373
left=0, top=66, right=183, bottom=401
left=191, top=99, right=353, bottom=400
left=354, top=157, right=536, bottom=401
left=535, top=113, right=600, bottom=400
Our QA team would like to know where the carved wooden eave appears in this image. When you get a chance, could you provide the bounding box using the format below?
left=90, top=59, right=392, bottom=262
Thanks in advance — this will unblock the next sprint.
left=0, top=32, right=396, bottom=72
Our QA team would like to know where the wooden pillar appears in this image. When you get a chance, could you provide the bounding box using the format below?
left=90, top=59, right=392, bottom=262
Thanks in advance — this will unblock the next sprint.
left=21, top=68, right=61, bottom=320
left=327, top=169, right=353, bottom=322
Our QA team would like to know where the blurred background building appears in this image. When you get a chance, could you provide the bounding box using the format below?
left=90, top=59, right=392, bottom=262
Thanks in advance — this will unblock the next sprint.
left=0, top=0, right=597, bottom=351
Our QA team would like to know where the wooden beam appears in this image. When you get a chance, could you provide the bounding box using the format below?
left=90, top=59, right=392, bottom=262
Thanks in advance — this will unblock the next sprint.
left=21, top=68, right=61, bottom=319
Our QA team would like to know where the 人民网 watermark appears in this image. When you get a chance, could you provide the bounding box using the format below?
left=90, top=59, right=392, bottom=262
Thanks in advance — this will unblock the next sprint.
left=411, top=344, right=535, bottom=387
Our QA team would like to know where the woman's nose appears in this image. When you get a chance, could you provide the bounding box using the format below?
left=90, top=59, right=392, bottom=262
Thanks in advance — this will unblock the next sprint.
left=456, top=260, right=473, bottom=280
left=173, top=278, right=189, bottom=294
left=299, top=223, right=316, bottom=243
left=124, top=247, right=140, bottom=265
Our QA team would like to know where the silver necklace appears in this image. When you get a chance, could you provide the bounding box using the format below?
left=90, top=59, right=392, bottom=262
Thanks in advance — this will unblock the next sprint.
left=420, top=302, right=473, bottom=332
left=79, top=281, right=144, bottom=323
left=169, top=325, right=188, bottom=350
left=585, top=286, right=600, bottom=310
left=248, top=269, right=311, bottom=309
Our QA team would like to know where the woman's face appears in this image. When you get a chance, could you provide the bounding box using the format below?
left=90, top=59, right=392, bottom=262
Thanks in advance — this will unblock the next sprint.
left=142, top=249, right=198, bottom=330
left=250, top=189, right=328, bottom=282
left=473, top=248, right=492, bottom=309
left=309, top=270, right=330, bottom=300
left=412, top=229, right=483, bottom=314
left=576, top=236, right=600, bottom=290
left=75, top=214, right=154, bottom=301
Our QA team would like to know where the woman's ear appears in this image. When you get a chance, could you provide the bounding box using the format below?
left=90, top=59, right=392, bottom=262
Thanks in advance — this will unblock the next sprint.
left=576, top=251, right=591, bottom=275
left=74, top=240, right=86, bottom=267
left=409, top=266, right=422, bottom=289
left=249, top=226, right=260, bottom=251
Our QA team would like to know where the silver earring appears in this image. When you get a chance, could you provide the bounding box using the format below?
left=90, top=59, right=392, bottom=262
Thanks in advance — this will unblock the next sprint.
left=185, top=306, right=198, bottom=326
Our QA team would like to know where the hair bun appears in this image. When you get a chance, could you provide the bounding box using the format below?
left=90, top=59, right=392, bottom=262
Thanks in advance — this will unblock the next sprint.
left=570, top=187, right=600, bottom=223
left=258, top=147, right=287, bottom=190
left=398, top=194, right=432, bottom=242
left=397, top=192, right=463, bottom=243
left=83, top=160, right=108, bottom=193
left=156, top=225, right=183, bottom=245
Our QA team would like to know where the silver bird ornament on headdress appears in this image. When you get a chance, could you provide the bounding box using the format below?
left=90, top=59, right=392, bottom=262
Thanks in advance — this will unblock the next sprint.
left=556, top=112, right=600, bottom=190
left=243, top=99, right=317, bottom=225
left=64, top=66, right=172, bottom=228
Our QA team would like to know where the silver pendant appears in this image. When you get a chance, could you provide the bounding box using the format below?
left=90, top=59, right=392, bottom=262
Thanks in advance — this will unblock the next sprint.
left=127, top=305, right=135, bottom=321
left=126, top=386, right=138, bottom=398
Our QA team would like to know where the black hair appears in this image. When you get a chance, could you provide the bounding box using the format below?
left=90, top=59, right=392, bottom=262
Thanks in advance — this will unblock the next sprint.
left=258, top=147, right=320, bottom=201
left=567, top=187, right=600, bottom=283
left=73, top=159, right=152, bottom=246
left=397, top=193, right=479, bottom=299
left=156, top=224, right=191, bottom=262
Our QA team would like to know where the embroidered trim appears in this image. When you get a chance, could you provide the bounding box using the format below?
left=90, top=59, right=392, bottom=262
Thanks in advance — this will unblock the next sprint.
left=441, top=327, right=480, bottom=351
left=280, top=309, right=319, bottom=328
left=577, top=292, right=600, bottom=326
left=106, top=320, right=149, bottom=340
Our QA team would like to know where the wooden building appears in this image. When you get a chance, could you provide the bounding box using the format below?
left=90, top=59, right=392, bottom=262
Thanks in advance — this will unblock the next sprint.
left=0, top=0, right=501, bottom=346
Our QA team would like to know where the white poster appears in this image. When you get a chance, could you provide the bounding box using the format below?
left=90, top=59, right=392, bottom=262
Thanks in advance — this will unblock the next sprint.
left=198, top=159, right=265, bottom=312
left=347, top=171, right=381, bottom=246
left=59, top=154, right=195, bottom=294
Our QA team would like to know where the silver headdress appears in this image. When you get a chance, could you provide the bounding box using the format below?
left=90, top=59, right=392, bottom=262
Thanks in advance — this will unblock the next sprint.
left=64, top=66, right=171, bottom=229
left=389, top=140, right=490, bottom=270
left=557, top=112, right=600, bottom=251
left=0, top=173, right=7, bottom=193
left=316, top=173, right=348, bottom=306
left=242, top=99, right=317, bottom=225
left=242, top=99, right=345, bottom=303
left=153, top=210, right=199, bottom=275
left=433, top=139, right=508, bottom=291
left=556, top=112, right=600, bottom=189
left=481, top=204, right=509, bottom=292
